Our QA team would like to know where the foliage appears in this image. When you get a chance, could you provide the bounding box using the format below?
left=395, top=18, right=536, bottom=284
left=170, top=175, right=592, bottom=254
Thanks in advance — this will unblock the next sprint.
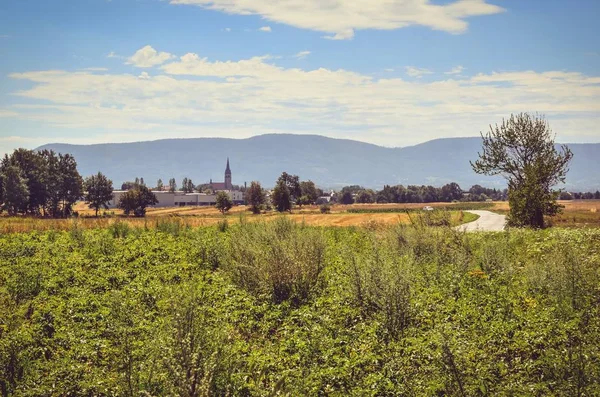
left=299, top=180, right=318, bottom=205
left=0, top=166, right=29, bottom=216
left=0, top=224, right=599, bottom=395
left=340, top=191, right=354, bottom=205
left=319, top=204, right=331, bottom=214
left=0, top=149, right=83, bottom=217
left=245, top=181, right=265, bottom=214
left=215, top=191, right=233, bottom=214
left=118, top=185, right=159, bottom=217
left=271, top=178, right=291, bottom=212
left=471, top=113, right=573, bottom=228
left=346, top=202, right=494, bottom=213
left=84, top=172, right=114, bottom=216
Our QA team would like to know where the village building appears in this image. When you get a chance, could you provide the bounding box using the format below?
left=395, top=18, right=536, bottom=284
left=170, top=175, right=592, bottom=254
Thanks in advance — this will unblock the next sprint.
left=108, top=158, right=244, bottom=208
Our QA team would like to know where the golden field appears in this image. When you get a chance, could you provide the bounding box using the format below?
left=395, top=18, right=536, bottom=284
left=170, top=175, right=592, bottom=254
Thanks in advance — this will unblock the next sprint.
left=1, top=200, right=598, bottom=233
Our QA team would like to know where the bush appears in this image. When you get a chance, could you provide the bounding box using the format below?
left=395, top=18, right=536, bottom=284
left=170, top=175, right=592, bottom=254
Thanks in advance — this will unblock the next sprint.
left=319, top=204, right=331, bottom=214
left=224, top=217, right=326, bottom=305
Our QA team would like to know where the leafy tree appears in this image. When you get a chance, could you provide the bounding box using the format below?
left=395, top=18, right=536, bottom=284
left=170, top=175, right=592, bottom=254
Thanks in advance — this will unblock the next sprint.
left=169, top=178, right=177, bottom=193
left=441, top=183, right=463, bottom=202
left=84, top=172, right=114, bottom=216
left=215, top=191, right=233, bottom=214
left=140, top=177, right=145, bottom=186
left=2, top=149, right=46, bottom=214
left=1, top=165, right=29, bottom=215
left=355, top=190, right=375, bottom=204
left=277, top=172, right=301, bottom=202
left=340, top=191, right=354, bottom=205
left=186, top=179, right=195, bottom=193
left=471, top=113, right=573, bottom=228
left=156, top=179, right=163, bottom=191
left=182, top=177, right=189, bottom=193
left=300, top=180, right=318, bottom=204
left=56, top=153, right=83, bottom=217
left=271, top=179, right=291, bottom=212
left=245, top=181, right=265, bottom=214
left=595, top=191, right=600, bottom=200
left=118, top=185, right=158, bottom=217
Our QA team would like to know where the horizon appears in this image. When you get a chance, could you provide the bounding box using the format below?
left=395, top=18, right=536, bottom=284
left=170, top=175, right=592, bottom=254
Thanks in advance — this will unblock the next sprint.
left=1, top=0, right=599, bottom=156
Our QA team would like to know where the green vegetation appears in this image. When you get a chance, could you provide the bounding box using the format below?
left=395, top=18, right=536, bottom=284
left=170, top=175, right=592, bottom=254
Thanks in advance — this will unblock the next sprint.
left=1, top=221, right=599, bottom=395
left=83, top=172, right=114, bottom=217
left=471, top=113, right=573, bottom=228
left=245, top=181, right=266, bottom=214
left=346, top=202, right=494, bottom=213
left=117, top=185, right=159, bottom=217
left=215, top=191, right=233, bottom=214
left=0, top=149, right=83, bottom=218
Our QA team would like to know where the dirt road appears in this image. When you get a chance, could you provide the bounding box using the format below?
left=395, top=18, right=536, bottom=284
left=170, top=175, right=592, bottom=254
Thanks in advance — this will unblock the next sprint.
left=455, top=210, right=506, bottom=232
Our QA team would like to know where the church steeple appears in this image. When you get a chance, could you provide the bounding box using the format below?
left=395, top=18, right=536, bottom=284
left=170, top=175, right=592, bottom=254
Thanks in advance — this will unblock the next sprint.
left=224, top=158, right=232, bottom=190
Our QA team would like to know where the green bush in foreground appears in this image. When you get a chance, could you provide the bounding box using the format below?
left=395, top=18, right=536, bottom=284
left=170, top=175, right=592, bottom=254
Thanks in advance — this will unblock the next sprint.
left=0, top=222, right=599, bottom=395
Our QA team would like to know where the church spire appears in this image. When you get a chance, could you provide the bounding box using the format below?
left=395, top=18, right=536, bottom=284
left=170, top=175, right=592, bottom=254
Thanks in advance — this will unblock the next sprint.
left=225, top=157, right=231, bottom=174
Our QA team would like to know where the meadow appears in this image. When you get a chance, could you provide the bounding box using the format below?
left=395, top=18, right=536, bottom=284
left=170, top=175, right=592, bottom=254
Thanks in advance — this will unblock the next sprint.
left=1, top=219, right=599, bottom=395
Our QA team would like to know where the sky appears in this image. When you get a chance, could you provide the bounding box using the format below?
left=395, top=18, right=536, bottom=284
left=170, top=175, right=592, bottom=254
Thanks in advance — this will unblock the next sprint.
left=0, top=0, right=599, bottom=156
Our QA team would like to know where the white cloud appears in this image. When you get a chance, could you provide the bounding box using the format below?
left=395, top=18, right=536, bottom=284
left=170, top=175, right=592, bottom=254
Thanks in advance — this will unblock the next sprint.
left=405, top=66, right=433, bottom=78
left=384, top=68, right=395, bottom=72
left=293, top=51, right=311, bottom=59
left=6, top=53, right=600, bottom=147
left=170, top=0, right=504, bottom=39
left=0, top=35, right=10, bottom=39
left=81, top=67, right=109, bottom=72
left=138, top=72, right=151, bottom=79
left=258, top=26, right=272, bottom=32
left=445, top=65, right=465, bottom=75
left=107, top=51, right=119, bottom=58
left=223, top=27, right=231, bottom=32
left=126, top=45, right=174, bottom=68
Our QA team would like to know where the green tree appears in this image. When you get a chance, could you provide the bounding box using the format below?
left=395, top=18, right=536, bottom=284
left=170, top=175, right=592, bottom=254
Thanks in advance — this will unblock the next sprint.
left=215, top=191, right=233, bottom=214
left=56, top=153, right=83, bottom=217
left=471, top=113, right=573, bottom=228
left=169, top=178, right=177, bottom=193
left=340, top=191, right=354, bottom=205
left=156, top=179, right=163, bottom=191
left=277, top=172, right=301, bottom=202
left=2, top=149, right=46, bottom=214
left=1, top=165, right=29, bottom=215
left=84, top=172, right=114, bottom=216
left=182, top=177, right=189, bottom=193
left=355, top=190, right=375, bottom=204
left=271, top=179, right=291, bottom=212
left=245, top=181, right=265, bottom=214
left=300, top=180, right=319, bottom=204
left=118, top=185, right=158, bottom=217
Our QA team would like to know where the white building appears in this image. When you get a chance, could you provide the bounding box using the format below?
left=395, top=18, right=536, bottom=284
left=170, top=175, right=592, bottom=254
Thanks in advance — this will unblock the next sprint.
left=108, top=190, right=244, bottom=208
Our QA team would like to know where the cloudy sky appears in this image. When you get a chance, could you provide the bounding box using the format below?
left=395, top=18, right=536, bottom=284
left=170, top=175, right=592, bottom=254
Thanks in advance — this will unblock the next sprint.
left=0, top=0, right=599, bottom=155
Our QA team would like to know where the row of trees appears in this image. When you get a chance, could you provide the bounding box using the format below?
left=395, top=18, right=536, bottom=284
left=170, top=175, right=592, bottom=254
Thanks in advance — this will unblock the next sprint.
left=0, top=149, right=83, bottom=217
left=334, top=183, right=505, bottom=205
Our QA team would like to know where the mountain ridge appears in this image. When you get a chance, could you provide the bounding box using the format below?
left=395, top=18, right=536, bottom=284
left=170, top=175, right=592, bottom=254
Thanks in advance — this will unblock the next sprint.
left=35, top=134, right=600, bottom=191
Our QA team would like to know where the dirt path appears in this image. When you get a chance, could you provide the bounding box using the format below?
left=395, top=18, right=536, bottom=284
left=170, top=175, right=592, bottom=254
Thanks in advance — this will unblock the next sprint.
left=455, top=210, right=506, bottom=232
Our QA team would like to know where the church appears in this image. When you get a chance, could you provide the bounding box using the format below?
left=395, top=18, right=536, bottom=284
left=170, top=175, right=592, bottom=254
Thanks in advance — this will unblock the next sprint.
left=209, top=158, right=233, bottom=191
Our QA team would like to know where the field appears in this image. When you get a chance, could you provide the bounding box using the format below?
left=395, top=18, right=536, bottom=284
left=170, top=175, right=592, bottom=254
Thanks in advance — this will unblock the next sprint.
left=1, top=220, right=599, bottom=395
left=0, top=202, right=481, bottom=234
left=490, top=200, right=600, bottom=228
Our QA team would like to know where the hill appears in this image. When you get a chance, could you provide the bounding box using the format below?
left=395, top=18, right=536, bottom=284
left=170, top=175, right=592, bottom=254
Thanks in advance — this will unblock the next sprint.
left=36, top=134, right=600, bottom=190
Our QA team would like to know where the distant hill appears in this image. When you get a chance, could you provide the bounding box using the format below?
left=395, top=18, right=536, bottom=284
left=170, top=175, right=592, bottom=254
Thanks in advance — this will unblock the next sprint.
left=36, top=134, right=600, bottom=191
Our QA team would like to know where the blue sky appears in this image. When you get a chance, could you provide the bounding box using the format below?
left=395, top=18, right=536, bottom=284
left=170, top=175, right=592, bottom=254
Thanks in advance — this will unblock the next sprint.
left=1, top=0, right=599, bottom=155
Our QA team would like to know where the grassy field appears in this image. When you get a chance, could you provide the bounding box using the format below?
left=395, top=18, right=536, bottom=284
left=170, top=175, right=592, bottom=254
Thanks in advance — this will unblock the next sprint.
left=1, top=220, right=599, bottom=395
left=0, top=203, right=479, bottom=234
left=1, top=200, right=597, bottom=233
left=490, top=200, right=600, bottom=228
